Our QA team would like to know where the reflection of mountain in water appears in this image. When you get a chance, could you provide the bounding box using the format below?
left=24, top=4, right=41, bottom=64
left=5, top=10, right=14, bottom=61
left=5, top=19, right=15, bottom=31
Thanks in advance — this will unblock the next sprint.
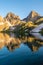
left=0, top=33, right=43, bottom=52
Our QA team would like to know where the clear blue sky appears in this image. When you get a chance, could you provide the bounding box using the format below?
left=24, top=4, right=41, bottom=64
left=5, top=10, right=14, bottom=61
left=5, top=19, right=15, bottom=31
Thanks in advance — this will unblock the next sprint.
left=0, top=0, right=43, bottom=19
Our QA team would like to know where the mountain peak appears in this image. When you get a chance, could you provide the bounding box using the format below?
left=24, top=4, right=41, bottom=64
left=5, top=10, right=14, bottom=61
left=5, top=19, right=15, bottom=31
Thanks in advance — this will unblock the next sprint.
left=23, top=11, right=40, bottom=22
left=5, top=12, right=20, bottom=22
left=29, top=11, right=40, bottom=18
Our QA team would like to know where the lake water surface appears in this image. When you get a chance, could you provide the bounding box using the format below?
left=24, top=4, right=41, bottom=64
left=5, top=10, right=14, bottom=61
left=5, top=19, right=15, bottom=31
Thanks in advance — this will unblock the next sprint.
left=0, top=33, right=43, bottom=65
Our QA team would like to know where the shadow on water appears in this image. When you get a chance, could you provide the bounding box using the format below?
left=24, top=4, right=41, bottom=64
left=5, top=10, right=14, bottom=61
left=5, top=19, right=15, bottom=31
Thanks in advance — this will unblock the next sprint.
left=0, top=32, right=43, bottom=65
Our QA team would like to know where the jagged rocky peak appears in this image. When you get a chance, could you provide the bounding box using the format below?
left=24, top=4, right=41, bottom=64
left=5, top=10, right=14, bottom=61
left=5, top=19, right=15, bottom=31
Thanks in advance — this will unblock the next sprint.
left=28, top=11, right=40, bottom=18
left=5, top=12, right=20, bottom=22
left=23, top=11, right=41, bottom=22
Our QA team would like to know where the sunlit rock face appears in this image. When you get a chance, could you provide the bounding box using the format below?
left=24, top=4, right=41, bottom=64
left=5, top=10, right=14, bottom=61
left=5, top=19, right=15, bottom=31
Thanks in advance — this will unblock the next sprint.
left=23, top=11, right=40, bottom=22
left=5, top=12, right=21, bottom=26
left=4, top=12, right=26, bottom=28
left=0, top=17, right=12, bottom=31
left=5, top=12, right=20, bottom=21
left=0, top=13, right=25, bottom=31
left=0, top=33, right=43, bottom=51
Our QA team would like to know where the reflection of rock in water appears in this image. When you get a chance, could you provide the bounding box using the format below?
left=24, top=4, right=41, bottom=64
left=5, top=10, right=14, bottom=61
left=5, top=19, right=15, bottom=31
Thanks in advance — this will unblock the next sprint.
left=0, top=33, right=43, bottom=52
left=7, top=42, right=20, bottom=51
left=23, top=36, right=43, bottom=52
left=24, top=41, right=42, bottom=52
left=0, top=33, right=21, bottom=51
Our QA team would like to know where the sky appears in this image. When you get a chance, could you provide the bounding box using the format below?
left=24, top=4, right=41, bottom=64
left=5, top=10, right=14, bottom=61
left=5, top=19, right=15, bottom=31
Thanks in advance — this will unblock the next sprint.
left=0, top=0, right=43, bottom=19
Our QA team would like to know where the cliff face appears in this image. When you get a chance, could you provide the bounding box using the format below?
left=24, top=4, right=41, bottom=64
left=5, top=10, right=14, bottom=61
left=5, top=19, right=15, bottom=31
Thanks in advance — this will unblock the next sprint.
left=0, top=13, right=21, bottom=31
left=23, top=11, right=41, bottom=22
left=5, top=12, right=20, bottom=22
left=0, top=16, right=10, bottom=31
left=5, top=12, right=21, bottom=26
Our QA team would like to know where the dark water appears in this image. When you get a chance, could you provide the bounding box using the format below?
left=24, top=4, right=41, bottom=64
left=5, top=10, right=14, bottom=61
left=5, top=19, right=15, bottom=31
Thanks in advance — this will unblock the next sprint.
left=0, top=33, right=43, bottom=65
